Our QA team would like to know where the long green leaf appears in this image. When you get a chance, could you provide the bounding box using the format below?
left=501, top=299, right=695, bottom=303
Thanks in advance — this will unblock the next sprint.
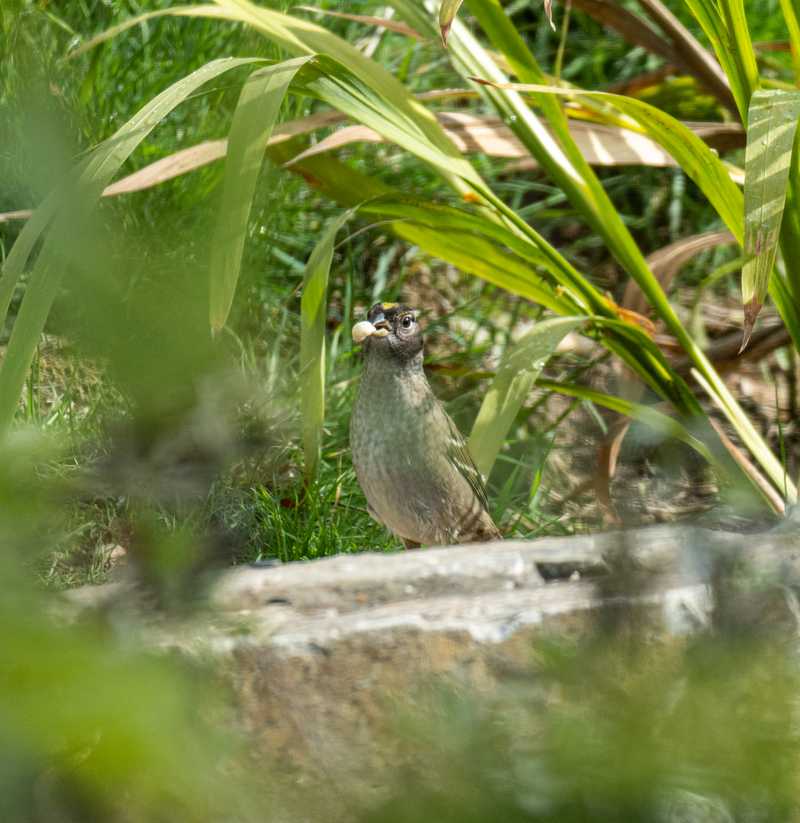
left=468, top=77, right=745, bottom=243
left=73, top=2, right=484, bottom=195
left=209, top=56, right=312, bottom=333
left=779, top=0, right=800, bottom=85
left=72, top=2, right=792, bottom=502
left=300, top=211, right=352, bottom=483
left=361, top=198, right=587, bottom=310
left=0, top=57, right=264, bottom=436
left=682, top=0, right=758, bottom=123
left=741, top=90, right=800, bottom=346
left=468, top=317, right=584, bottom=478
left=397, top=224, right=573, bottom=314
left=536, top=378, right=721, bottom=467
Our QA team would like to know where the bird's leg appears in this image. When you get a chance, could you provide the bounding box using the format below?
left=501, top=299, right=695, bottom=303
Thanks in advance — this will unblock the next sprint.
left=402, top=538, right=421, bottom=550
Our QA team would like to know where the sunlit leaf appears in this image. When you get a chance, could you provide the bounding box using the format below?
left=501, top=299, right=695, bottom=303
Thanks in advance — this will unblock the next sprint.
left=741, top=90, right=800, bottom=349
left=467, top=77, right=745, bottom=244
left=300, top=211, right=352, bottom=483
left=468, top=317, right=584, bottom=478
left=209, top=57, right=312, bottom=333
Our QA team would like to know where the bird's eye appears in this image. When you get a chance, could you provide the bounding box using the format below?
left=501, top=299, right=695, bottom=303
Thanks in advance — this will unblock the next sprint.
left=401, top=315, right=414, bottom=329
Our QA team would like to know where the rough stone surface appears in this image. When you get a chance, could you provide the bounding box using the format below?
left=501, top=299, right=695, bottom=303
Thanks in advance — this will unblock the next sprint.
left=63, top=523, right=800, bottom=789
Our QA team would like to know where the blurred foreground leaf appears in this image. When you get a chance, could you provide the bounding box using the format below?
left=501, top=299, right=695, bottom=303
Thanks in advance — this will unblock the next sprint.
left=0, top=57, right=264, bottom=435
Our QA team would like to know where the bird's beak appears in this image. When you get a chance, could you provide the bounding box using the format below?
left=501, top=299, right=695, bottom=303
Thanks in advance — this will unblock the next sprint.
left=352, top=316, right=390, bottom=344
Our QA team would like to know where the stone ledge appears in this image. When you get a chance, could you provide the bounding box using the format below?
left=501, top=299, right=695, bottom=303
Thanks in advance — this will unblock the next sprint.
left=61, top=523, right=800, bottom=791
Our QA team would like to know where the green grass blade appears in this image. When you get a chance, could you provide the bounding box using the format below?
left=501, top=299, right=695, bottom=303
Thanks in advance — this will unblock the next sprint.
left=300, top=211, right=352, bottom=483
left=209, top=57, right=312, bottom=333
left=536, top=379, right=717, bottom=466
left=779, top=0, right=800, bottom=85
left=469, top=78, right=745, bottom=243
left=286, top=151, right=788, bottom=501
left=75, top=2, right=485, bottom=195
left=0, top=57, right=264, bottom=436
left=468, top=317, right=584, bottom=478
left=742, top=90, right=800, bottom=345
left=396, top=224, right=574, bottom=314
left=682, top=0, right=758, bottom=123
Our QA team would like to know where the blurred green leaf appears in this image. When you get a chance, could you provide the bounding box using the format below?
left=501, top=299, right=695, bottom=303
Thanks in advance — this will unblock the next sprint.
left=209, top=56, right=311, bottom=333
left=0, top=57, right=264, bottom=436
left=468, top=317, right=584, bottom=478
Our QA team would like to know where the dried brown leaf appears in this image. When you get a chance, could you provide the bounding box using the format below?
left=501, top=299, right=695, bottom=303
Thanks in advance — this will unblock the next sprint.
left=294, top=6, right=423, bottom=39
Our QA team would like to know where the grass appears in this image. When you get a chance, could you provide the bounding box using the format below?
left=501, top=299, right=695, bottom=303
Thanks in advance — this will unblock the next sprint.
left=5, top=3, right=800, bottom=822
left=1, top=0, right=798, bottom=590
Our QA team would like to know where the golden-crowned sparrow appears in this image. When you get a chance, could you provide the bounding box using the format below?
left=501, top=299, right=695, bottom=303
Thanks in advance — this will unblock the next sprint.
left=350, top=302, right=501, bottom=548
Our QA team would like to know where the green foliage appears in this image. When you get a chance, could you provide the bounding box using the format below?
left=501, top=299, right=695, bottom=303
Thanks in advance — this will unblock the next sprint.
left=364, top=626, right=800, bottom=822
left=300, top=211, right=352, bottom=483
left=209, top=56, right=310, bottom=332
left=0, top=55, right=267, bottom=433
left=683, top=0, right=759, bottom=122
left=469, top=316, right=584, bottom=478
left=4, top=2, right=800, bottom=821
left=5, top=0, right=800, bottom=543
left=742, top=91, right=800, bottom=341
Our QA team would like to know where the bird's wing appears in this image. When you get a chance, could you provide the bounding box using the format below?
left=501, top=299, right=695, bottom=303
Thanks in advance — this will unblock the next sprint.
left=442, top=407, right=491, bottom=512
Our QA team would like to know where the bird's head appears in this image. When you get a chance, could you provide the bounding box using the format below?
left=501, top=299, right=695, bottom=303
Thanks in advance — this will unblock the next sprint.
left=351, top=302, right=423, bottom=363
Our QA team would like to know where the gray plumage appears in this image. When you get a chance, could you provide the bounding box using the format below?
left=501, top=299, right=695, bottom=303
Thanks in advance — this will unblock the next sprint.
left=350, top=302, right=501, bottom=547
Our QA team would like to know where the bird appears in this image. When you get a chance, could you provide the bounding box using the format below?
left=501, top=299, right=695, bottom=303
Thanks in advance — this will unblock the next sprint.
left=350, top=301, right=502, bottom=548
